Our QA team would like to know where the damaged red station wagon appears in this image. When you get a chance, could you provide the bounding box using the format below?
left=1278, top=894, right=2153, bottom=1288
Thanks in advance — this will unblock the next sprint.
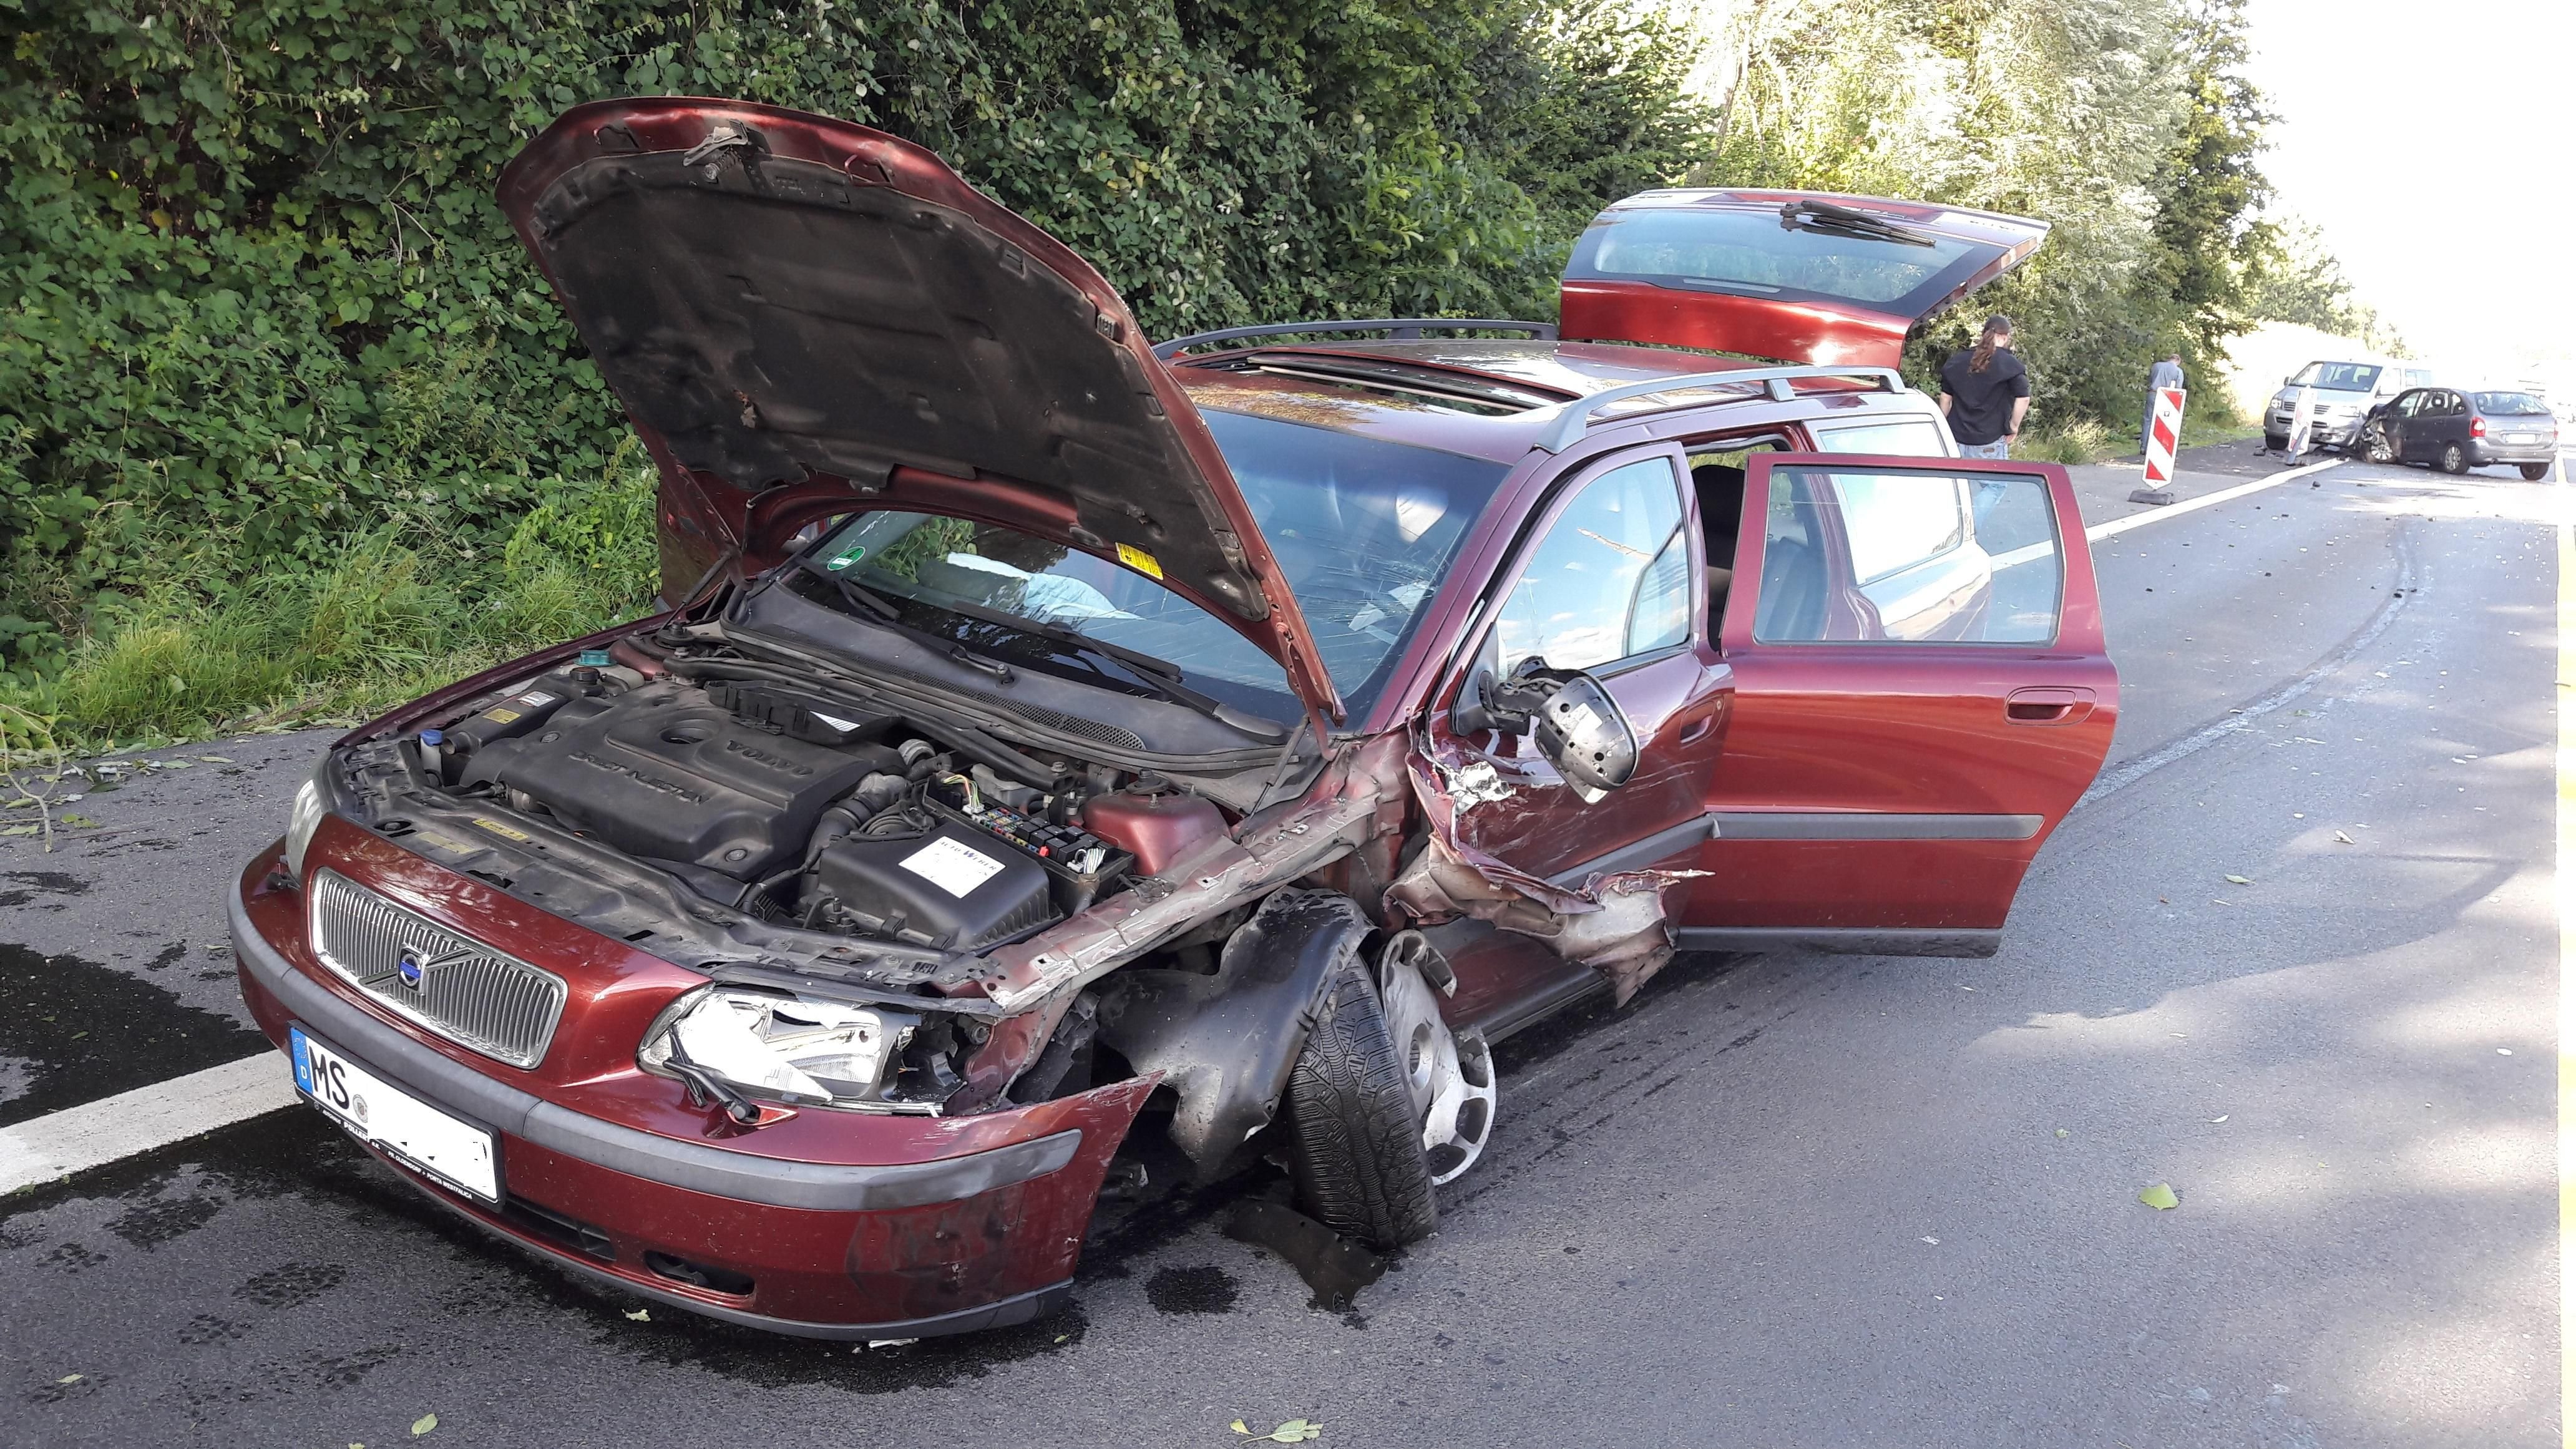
left=229, top=99, right=2117, bottom=1339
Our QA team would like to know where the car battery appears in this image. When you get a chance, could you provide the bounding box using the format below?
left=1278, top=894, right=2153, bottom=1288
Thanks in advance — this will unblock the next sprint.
left=922, top=773, right=1133, bottom=912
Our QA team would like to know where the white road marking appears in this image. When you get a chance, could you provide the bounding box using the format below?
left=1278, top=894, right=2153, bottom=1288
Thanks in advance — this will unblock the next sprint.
left=1989, top=454, right=2346, bottom=571
left=2081, top=455, right=2344, bottom=542
left=0, top=1051, right=296, bottom=1194
left=2555, top=457, right=2571, bottom=1425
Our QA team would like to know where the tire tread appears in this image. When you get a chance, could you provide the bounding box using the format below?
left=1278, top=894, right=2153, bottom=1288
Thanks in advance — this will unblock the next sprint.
left=1283, top=952, right=1439, bottom=1249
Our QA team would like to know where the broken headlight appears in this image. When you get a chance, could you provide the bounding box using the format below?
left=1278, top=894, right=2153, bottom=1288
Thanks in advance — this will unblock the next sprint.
left=638, top=987, right=952, bottom=1113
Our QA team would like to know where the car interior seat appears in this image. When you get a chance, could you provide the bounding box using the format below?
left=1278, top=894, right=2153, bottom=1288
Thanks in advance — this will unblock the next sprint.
left=1692, top=462, right=1747, bottom=620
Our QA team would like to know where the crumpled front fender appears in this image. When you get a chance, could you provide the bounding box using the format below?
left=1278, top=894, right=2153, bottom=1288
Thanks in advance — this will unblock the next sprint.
left=1092, top=889, right=1372, bottom=1181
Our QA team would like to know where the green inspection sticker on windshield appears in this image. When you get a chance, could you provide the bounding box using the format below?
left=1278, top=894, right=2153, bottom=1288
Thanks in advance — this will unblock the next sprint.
left=824, top=542, right=867, bottom=570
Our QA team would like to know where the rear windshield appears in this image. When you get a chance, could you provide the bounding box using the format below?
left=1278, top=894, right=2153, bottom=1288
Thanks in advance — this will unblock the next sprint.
left=2474, top=392, right=2551, bottom=416
left=1565, top=206, right=1991, bottom=313
left=2289, top=362, right=2382, bottom=391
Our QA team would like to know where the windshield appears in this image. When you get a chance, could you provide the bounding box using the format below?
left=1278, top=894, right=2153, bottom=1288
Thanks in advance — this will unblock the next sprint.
left=2289, top=362, right=2383, bottom=391
left=789, top=413, right=1508, bottom=721
left=1566, top=206, right=1987, bottom=311
left=2474, top=392, right=2551, bottom=416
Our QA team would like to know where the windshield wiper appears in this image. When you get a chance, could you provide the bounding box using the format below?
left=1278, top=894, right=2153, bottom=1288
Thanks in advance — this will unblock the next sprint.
left=791, top=557, right=1016, bottom=684
left=1779, top=200, right=1936, bottom=248
left=788, top=557, right=1284, bottom=739
left=920, top=593, right=1287, bottom=739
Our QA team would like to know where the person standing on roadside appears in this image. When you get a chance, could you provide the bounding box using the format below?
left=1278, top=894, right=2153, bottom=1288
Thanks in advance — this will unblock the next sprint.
left=2143, top=351, right=2184, bottom=459
left=1939, top=315, right=2031, bottom=460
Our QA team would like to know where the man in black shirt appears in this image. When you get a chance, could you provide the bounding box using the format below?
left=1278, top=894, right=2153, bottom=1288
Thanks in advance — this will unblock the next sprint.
left=1938, top=315, right=2031, bottom=459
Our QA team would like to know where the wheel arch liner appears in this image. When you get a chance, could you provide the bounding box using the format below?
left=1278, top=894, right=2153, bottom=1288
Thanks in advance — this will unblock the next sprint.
left=1093, top=888, right=1373, bottom=1181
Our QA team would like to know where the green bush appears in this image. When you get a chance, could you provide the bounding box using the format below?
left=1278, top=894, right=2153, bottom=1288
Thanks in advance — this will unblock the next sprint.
left=0, top=0, right=1716, bottom=706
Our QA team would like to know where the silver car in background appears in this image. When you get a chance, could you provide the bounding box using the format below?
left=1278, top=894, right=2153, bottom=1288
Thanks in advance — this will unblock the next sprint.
left=2266, top=359, right=2436, bottom=454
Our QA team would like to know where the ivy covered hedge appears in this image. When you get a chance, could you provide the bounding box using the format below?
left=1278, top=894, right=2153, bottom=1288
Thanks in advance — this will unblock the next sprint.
left=0, top=0, right=1711, bottom=685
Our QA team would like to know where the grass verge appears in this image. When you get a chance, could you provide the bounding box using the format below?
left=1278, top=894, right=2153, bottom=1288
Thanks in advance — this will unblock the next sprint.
left=0, top=454, right=658, bottom=758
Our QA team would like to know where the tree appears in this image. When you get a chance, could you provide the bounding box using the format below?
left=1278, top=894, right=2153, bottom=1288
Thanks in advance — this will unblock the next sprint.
left=2141, top=0, right=2273, bottom=359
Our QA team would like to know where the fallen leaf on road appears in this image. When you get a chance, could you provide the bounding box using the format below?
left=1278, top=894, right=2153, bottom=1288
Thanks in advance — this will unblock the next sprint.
left=624, top=1309, right=650, bottom=1322
left=1920, top=1236, right=1940, bottom=1245
left=2333, top=831, right=2354, bottom=844
left=198, top=754, right=234, bottom=763
left=2138, top=1183, right=2180, bottom=1210
left=56, top=1373, right=80, bottom=1384
left=1234, top=1420, right=1322, bottom=1443
left=2055, top=1128, right=2071, bottom=1138
left=411, top=1414, right=437, bottom=1437
left=2223, top=874, right=2252, bottom=885
left=1232, top=1423, right=1251, bottom=1435
left=2208, top=1115, right=2228, bottom=1123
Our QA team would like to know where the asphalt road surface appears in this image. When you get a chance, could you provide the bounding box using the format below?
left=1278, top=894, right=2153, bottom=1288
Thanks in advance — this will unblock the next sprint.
left=3, top=441, right=2565, bottom=1447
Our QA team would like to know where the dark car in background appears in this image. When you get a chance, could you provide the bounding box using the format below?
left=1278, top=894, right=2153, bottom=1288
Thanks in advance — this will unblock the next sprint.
left=228, top=98, right=2118, bottom=1340
left=2360, top=388, right=2560, bottom=478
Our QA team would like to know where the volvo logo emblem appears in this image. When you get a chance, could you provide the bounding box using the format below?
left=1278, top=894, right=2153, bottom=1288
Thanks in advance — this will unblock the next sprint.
left=396, top=951, right=426, bottom=989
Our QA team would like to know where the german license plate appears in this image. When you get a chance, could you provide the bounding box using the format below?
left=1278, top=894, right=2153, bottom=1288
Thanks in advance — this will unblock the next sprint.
left=290, top=1025, right=499, bottom=1203
left=2505, top=432, right=2536, bottom=444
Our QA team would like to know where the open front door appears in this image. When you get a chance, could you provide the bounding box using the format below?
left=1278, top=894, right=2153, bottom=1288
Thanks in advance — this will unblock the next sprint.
left=1678, top=453, right=2117, bottom=955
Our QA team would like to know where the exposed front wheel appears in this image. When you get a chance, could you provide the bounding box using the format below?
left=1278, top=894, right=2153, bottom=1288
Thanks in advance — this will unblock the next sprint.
left=2439, top=442, right=2469, bottom=475
left=2360, top=423, right=2396, bottom=465
left=1373, top=932, right=1496, bottom=1186
left=1282, top=942, right=1440, bottom=1249
left=2520, top=462, right=2552, bottom=481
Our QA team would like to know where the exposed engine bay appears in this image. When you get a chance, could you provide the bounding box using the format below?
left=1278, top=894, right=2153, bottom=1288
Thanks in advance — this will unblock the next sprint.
left=315, top=614, right=1416, bottom=1126
left=446, top=668, right=1142, bottom=954
left=334, top=629, right=1263, bottom=980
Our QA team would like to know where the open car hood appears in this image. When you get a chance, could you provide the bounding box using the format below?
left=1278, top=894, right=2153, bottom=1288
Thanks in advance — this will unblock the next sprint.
left=498, top=99, right=1343, bottom=720
left=1558, top=190, right=2049, bottom=368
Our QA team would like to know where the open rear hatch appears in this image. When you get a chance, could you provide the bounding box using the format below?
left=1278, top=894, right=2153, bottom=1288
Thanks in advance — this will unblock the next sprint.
left=496, top=98, right=1343, bottom=719
left=1559, top=190, right=2049, bottom=367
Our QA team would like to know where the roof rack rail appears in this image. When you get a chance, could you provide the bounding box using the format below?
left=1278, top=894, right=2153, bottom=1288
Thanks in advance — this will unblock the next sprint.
left=1536, top=364, right=1909, bottom=453
left=1152, top=318, right=1557, bottom=360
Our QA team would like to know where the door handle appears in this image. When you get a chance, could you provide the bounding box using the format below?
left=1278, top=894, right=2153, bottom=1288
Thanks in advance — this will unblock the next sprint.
left=1678, top=715, right=1715, bottom=744
left=2005, top=686, right=2095, bottom=725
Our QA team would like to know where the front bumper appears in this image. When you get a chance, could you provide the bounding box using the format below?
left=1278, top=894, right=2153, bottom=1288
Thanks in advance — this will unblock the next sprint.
left=230, top=850, right=1147, bottom=1338
left=2270, top=412, right=2364, bottom=447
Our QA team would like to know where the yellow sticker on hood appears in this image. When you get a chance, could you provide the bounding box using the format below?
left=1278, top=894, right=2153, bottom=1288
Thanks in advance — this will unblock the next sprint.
left=1115, top=543, right=1163, bottom=580
left=471, top=817, right=533, bottom=844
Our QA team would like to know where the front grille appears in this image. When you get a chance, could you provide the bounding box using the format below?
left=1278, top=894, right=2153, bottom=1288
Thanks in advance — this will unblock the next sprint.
left=308, top=870, right=568, bottom=1070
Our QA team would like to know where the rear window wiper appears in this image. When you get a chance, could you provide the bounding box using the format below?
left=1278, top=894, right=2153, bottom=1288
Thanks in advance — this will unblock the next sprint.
left=1779, top=200, right=1936, bottom=248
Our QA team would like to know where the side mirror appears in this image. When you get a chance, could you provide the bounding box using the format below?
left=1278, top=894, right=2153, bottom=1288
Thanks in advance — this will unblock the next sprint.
left=1529, top=673, right=1639, bottom=804
left=2284, top=374, right=2298, bottom=386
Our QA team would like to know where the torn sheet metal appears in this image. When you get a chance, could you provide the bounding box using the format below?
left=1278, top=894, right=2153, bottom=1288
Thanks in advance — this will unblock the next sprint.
left=1386, top=738, right=1699, bottom=1005
left=977, top=732, right=1410, bottom=1014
